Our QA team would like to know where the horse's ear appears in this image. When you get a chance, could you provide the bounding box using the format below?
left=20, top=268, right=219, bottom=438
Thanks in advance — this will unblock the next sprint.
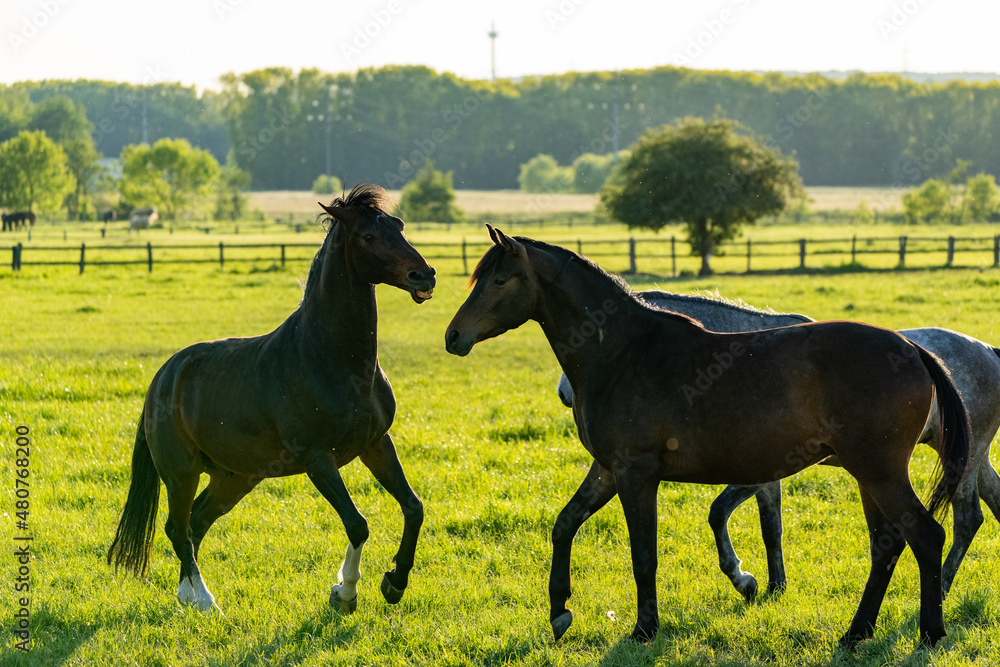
left=486, top=223, right=500, bottom=245
left=319, top=202, right=340, bottom=220
left=488, top=225, right=524, bottom=255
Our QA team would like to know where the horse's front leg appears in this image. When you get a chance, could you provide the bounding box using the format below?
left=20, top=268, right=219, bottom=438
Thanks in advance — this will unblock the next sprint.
left=549, top=460, right=617, bottom=640
left=360, top=433, right=423, bottom=605
left=302, top=448, right=369, bottom=613
left=708, top=483, right=765, bottom=600
left=614, top=461, right=661, bottom=642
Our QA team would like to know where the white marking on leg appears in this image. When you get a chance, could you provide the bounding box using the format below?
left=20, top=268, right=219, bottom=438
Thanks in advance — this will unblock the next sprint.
left=332, top=540, right=365, bottom=604
left=177, top=572, right=218, bottom=612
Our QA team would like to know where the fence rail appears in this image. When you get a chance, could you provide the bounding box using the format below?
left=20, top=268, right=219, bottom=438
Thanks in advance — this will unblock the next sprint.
left=8, top=234, right=1000, bottom=275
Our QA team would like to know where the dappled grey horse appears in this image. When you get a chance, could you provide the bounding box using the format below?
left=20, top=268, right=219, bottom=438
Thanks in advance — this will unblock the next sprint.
left=557, top=291, right=1000, bottom=599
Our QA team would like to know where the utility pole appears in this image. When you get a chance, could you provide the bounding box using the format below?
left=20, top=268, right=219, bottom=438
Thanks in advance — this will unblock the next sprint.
left=488, top=22, right=498, bottom=80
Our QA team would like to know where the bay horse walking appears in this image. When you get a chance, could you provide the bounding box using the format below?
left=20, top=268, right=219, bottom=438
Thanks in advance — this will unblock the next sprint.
left=556, top=291, right=1000, bottom=601
left=108, top=184, right=436, bottom=614
left=445, top=226, right=970, bottom=648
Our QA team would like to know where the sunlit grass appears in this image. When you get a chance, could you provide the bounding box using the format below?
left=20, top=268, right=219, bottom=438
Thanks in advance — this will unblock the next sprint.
left=1, top=242, right=999, bottom=665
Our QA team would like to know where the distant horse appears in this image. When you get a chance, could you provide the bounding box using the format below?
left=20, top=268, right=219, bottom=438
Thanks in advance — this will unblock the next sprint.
left=445, top=226, right=970, bottom=648
left=2, top=211, right=32, bottom=230
left=108, top=184, right=437, bottom=614
left=555, top=291, right=1000, bottom=600
left=102, top=210, right=117, bottom=224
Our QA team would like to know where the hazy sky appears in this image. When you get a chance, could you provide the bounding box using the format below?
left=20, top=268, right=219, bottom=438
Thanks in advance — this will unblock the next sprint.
left=3, top=0, right=999, bottom=91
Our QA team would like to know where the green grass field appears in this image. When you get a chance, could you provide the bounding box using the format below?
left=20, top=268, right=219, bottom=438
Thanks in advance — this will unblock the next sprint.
left=2, top=218, right=1000, bottom=666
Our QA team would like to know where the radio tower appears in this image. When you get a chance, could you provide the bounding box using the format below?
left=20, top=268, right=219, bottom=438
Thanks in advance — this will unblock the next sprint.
left=488, top=22, right=498, bottom=80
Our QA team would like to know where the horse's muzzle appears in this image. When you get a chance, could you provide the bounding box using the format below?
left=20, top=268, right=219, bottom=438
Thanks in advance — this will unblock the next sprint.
left=444, top=328, right=473, bottom=356
left=406, top=268, right=436, bottom=303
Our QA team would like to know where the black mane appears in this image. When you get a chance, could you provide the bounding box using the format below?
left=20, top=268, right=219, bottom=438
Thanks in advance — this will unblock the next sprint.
left=305, top=183, right=396, bottom=298
left=327, top=183, right=395, bottom=218
left=470, top=235, right=634, bottom=296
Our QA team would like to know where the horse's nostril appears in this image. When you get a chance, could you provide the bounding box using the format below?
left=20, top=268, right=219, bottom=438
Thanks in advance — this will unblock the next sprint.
left=446, top=329, right=459, bottom=347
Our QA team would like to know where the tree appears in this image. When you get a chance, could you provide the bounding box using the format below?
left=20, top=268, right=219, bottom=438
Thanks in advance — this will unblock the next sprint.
left=29, top=96, right=101, bottom=219
left=119, top=138, right=220, bottom=220
left=517, top=154, right=573, bottom=194
left=214, top=160, right=252, bottom=221
left=601, top=117, right=803, bottom=275
left=312, top=174, right=343, bottom=195
left=964, top=173, right=1000, bottom=222
left=902, top=179, right=953, bottom=224
left=571, top=153, right=616, bottom=193
left=398, top=161, right=463, bottom=223
left=0, top=130, right=76, bottom=214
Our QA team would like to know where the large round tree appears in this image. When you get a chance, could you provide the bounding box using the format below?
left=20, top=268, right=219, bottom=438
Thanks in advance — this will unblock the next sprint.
left=601, top=117, right=804, bottom=275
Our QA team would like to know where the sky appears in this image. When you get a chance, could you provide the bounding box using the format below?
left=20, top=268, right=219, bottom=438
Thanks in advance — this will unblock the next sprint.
left=3, top=0, right=1000, bottom=91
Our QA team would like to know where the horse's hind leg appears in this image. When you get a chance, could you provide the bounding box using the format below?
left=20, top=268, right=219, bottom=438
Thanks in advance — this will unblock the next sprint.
left=160, top=458, right=219, bottom=612
left=360, top=434, right=423, bottom=605
left=839, top=484, right=908, bottom=649
left=942, top=454, right=985, bottom=596
left=709, top=483, right=765, bottom=601
left=189, top=472, right=259, bottom=560
left=847, top=480, right=947, bottom=648
left=977, top=456, right=1000, bottom=522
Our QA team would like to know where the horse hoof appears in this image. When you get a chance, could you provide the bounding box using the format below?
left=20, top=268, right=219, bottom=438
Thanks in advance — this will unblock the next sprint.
left=920, top=627, right=946, bottom=648
left=629, top=624, right=657, bottom=643
left=552, top=610, right=573, bottom=641
left=330, top=585, right=358, bottom=614
left=734, top=573, right=758, bottom=602
left=837, top=632, right=862, bottom=651
left=380, top=573, right=405, bottom=604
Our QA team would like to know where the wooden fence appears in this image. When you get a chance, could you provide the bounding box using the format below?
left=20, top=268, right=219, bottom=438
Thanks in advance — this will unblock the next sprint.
left=8, top=234, right=1000, bottom=275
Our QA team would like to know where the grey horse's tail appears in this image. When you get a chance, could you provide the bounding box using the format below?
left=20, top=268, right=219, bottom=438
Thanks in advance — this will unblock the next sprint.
left=917, top=345, right=972, bottom=519
left=107, top=413, right=161, bottom=577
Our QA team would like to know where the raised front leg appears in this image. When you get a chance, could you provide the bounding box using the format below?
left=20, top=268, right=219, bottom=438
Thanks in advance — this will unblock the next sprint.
left=302, top=447, right=369, bottom=613
left=549, top=460, right=618, bottom=640
left=709, top=483, right=765, bottom=601
left=360, top=433, right=424, bottom=605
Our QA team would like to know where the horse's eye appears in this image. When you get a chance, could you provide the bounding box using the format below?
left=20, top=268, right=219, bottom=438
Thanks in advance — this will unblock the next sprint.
left=363, top=233, right=375, bottom=243
left=494, top=277, right=507, bottom=286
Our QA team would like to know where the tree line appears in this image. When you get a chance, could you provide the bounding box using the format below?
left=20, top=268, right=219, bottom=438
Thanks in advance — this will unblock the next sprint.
left=3, top=66, right=1000, bottom=193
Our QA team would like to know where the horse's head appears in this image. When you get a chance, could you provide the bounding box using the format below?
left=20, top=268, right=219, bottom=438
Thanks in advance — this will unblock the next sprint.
left=445, top=224, right=540, bottom=356
left=319, top=184, right=435, bottom=303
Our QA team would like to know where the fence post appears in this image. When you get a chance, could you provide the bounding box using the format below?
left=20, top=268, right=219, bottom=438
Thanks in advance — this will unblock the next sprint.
left=994, top=234, right=1000, bottom=267
left=628, top=238, right=636, bottom=274
left=947, top=236, right=955, bottom=266
left=461, top=239, right=468, bottom=276
left=219, top=242, right=224, bottom=270
left=16, top=243, right=21, bottom=271
left=79, top=243, right=86, bottom=274
left=746, top=239, right=752, bottom=273
left=799, top=239, right=806, bottom=269
left=851, top=235, right=856, bottom=264
left=11, top=244, right=18, bottom=270
left=280, top=244, right=286, bottom=267
left=898, top=235, right=907, bottom=267
left=671, top=236, right=676, bottom=277
left=147, top=242, right=153, bottom=272
left=577, top=239, right=582, bottom=255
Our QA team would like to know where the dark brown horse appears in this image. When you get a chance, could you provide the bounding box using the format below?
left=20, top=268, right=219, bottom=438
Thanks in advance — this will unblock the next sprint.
left=445, top=226, right=970, bottom=648
left=108, top=184, right=436, bottom=614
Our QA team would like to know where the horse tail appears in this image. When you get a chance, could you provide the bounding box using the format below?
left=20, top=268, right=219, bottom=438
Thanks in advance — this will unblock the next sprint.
left=916, top=345, right=971, bottom=519
left=107, top=413, right=161, bottom=577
